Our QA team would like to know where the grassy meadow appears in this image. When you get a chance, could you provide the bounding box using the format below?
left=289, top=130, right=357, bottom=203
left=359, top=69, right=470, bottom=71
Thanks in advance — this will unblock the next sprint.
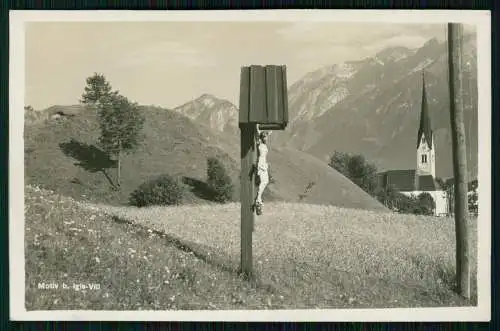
left=25, top=184, right=477, bottom=310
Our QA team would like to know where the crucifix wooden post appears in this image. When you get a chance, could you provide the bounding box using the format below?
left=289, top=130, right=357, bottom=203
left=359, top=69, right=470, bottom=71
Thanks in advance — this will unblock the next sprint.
left=238, top=65, right=289, bottom=277
left=239, top=123, right=255, bottom=276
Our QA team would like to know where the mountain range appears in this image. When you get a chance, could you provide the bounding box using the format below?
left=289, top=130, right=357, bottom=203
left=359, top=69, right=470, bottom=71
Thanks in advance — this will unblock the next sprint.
left=171, top=34, right=478, bottom=180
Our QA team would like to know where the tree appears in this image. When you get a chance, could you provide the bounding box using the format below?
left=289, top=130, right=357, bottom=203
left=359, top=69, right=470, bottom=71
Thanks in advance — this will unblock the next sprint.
left=207, top=156, right=234, bottom=203
left=357, top=160, right=379, bottom=196
left=24, top=105, right=34, bottom=112
left=80, top=73, right=145, bottom=188
left=80, top=73, right=116, bottom=110
left=329, top=151, right=378, bottom=196
left=328, top=151, right=349, bottom=177
left=98, top=94, right=145, bottom=187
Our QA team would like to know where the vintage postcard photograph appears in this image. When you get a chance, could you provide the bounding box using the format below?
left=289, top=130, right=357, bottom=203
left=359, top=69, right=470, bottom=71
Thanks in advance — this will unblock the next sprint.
left=9, top=10, right=491, bottom=321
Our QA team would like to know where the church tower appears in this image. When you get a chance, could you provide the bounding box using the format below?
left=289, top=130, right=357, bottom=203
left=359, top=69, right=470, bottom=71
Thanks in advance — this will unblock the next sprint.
left=416, top=71, right=436, bottom=178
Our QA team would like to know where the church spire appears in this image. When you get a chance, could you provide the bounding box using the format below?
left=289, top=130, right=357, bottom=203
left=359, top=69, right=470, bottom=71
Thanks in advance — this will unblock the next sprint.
left=417, top=70, right=433, bottom=149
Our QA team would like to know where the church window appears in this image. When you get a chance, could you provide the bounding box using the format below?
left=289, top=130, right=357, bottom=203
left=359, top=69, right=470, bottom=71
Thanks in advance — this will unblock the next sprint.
left=421, top=154, right=427, bottom=163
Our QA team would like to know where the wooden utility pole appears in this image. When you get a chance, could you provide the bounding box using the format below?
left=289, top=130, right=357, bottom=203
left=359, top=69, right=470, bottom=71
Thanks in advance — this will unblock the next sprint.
left=447, top=22, right=471, bottom=299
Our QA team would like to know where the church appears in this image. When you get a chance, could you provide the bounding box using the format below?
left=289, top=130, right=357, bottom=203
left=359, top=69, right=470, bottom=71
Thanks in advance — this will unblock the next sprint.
left=378, top=73, right=448, bottom=216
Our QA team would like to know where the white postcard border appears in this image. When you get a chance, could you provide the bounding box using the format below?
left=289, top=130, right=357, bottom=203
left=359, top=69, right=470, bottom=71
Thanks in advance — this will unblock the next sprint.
left=9, top=9, right=492, bottom=322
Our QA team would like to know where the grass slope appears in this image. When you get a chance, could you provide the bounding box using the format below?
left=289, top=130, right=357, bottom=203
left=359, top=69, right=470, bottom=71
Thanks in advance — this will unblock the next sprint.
left=25, top=106, right=239, bottom=205
left=24, top=105, right=387, bottom=211
left=25, top=185, right=477, bottom=310
left=267, top=146, right=387, bottom=211
left=25, top=185, right=278, bottom=310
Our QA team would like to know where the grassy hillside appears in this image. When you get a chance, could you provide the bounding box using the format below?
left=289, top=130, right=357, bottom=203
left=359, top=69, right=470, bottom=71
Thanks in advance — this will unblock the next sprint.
left=25, top=185, right=477, bottom=310
left=185, top=129, right=387, bottom=211
left=25, top=185, right=280, bottom=310
left=24, top=105, right=387, bottom=211
left=267, top=146, right=387, bottom=211
left=25, top=106, right=240, bottom=205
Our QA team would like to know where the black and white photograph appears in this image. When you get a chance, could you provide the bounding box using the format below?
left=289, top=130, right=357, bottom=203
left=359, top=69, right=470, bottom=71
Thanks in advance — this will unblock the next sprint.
left=9, top=10, right=491, bottom=321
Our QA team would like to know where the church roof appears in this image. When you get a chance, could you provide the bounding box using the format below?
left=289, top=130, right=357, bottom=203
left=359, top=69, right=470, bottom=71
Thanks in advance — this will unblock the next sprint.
left=417, top=72, right=433, bottom=150
left=417, top=175, right=438, bottom=191
left=379, top=170, right=439, bottom=192
left=382, top=169, right=417, bottom=191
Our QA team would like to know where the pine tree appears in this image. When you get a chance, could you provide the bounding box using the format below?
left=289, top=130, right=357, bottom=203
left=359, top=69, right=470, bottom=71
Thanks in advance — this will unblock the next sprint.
left=80, top=73, right=145, bottom=188
left=98, top=94, right=145, bottom=187
left=80, top=73, right=116, bottom=111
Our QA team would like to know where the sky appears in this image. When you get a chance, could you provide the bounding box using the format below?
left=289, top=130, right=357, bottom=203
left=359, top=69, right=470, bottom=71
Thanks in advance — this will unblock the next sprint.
left=25, top=21, right=472, bottom=110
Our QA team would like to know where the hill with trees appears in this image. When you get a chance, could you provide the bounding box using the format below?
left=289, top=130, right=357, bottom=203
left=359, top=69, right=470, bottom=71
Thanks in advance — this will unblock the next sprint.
left=24, top=74, right=387, bottom=212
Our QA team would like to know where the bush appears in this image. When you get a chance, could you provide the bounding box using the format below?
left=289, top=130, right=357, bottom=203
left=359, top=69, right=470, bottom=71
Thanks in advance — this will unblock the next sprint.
left=129, top=174, right=186, bottom=207
left=207, top=156, right=234, bottom=203
left=393, top=192, right=435, bottom=215
left=298, top=180, right=316, bottom=201
left=415, top=192, right=436, bottom=215
left=468, top=181, right=478, bottom=215
left=375, top=184, right=400, bottom=210
left=268, top=164, right=276, bottom=185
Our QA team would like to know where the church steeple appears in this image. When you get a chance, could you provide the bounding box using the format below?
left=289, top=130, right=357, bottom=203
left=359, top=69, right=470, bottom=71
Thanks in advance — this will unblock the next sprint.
left=416, top=70, right=436, bottom=178
left=417, top=71, right=433, bottom=149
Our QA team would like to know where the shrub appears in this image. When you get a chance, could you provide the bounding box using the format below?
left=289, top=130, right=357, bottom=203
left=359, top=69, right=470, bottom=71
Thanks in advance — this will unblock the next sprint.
left=375, top=184, right=400, bottom=210
left=393, top=193, right=415, bottom=214
left=268, top=164, right=276, bottom=185
left=415, top=192, right=436, bottom=216
left=207, top=156, right=234, bottom=203
left=129, top=174, right=186, bottom=207
left=393, top=192, right=436, bottom=216
left=298, top=180, right=316, bottom=201
left=468, top=181, right=478, bottom=215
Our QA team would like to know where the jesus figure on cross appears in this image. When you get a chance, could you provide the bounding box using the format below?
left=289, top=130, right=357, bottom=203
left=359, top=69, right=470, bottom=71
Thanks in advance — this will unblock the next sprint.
left=253, top=124, right=271, bottom=215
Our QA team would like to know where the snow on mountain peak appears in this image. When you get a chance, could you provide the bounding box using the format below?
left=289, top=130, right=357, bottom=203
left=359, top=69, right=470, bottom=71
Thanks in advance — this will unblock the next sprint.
left=333, top=63, right=356, bottom=79
left=409, top=58, right=434, bottom=74
left=201, top=97, right=215, bottom=107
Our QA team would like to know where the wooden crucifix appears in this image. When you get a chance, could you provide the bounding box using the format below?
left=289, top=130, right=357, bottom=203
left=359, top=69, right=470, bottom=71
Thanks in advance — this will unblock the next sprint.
left=238, top=65, right=289, bottom=277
